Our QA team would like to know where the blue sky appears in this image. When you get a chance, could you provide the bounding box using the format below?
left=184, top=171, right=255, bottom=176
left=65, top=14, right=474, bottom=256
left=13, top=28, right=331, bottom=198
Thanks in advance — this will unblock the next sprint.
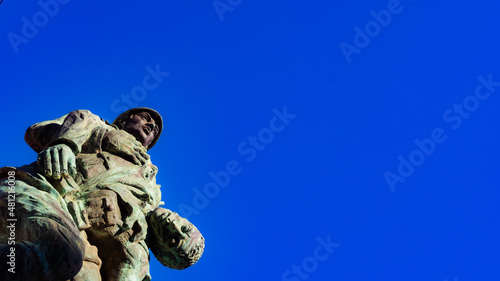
left=1, top=1, right=499, bottom=280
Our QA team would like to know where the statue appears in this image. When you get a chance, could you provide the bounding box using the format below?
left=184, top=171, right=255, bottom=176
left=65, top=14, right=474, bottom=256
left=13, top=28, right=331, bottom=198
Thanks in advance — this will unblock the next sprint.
left=0, top=108, right=205, bottom=280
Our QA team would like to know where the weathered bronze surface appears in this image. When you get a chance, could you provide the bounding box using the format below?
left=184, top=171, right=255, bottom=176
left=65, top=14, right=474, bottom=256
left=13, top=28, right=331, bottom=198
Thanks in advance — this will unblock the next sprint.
left=0, top=108, right=204, bottom=280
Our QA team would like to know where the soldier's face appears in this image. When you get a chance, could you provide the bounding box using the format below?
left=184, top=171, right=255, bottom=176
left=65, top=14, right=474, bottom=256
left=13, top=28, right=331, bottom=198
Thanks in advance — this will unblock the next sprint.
left=156, top=211, right=202, bottom=255
left=122, top=111, right=159, bottom=148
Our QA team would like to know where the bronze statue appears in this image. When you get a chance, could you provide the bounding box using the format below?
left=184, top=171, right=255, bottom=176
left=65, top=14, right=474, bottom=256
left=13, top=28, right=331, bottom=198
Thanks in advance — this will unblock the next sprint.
left=0, top=108, right=204, bottom=280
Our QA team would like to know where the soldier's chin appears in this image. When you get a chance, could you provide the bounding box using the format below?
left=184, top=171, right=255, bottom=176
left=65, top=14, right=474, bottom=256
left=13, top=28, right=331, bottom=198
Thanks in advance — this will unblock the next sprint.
left=152, top=247, right=194, bottom=270
left=138, top=132, right=148, bottom=143
left=183, top=231, right=202, bottom=251
left=151, top=234, right=205, bottom=270
left=124, top=129, right=144, bottom=144
left=130, top=131, right=147, bottom=147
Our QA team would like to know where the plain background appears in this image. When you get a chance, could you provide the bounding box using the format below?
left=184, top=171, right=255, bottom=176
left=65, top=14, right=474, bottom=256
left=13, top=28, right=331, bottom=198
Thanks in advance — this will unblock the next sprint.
left=1, top=1, right=499, bottom=280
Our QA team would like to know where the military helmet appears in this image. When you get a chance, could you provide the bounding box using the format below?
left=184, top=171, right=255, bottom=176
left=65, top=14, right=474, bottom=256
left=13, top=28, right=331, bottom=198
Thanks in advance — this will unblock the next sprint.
left=112, top=107, right=163, bottom=150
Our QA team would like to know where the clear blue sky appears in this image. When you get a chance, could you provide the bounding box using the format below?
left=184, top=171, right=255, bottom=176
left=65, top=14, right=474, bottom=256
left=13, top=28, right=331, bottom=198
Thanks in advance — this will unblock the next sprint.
left=1, top=1, right=499, bottom=280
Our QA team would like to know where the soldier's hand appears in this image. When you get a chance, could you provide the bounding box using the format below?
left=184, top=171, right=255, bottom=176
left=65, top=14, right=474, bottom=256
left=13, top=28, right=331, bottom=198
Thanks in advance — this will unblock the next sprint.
left=37, top=144, right=77, bottom=180
left=102, top=130, right=150, bottom=165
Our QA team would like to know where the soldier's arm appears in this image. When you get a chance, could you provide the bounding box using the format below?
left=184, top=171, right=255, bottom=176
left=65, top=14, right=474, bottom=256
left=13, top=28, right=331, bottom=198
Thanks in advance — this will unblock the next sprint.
left=25, top=110, right=108, bottom=154
left=26, top=110, right=109, bottom=179
left=45, top=110, right=107, bottom=155
left=25, top=114, right=68, bottom=153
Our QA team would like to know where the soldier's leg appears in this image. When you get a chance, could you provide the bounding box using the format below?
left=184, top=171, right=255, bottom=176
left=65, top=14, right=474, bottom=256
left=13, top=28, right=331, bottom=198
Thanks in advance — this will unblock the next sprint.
left=117, top=240, right=151, bottom=281
left=86, top=229, right=151, bottom=281
left=0, top=180, right=85, bottom=281
left=69, top=231, right=102, bottom=281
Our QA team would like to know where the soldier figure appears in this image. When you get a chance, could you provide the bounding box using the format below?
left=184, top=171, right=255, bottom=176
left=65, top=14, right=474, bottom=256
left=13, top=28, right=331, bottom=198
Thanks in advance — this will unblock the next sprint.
left=0, top=108, right=204, bottom=281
